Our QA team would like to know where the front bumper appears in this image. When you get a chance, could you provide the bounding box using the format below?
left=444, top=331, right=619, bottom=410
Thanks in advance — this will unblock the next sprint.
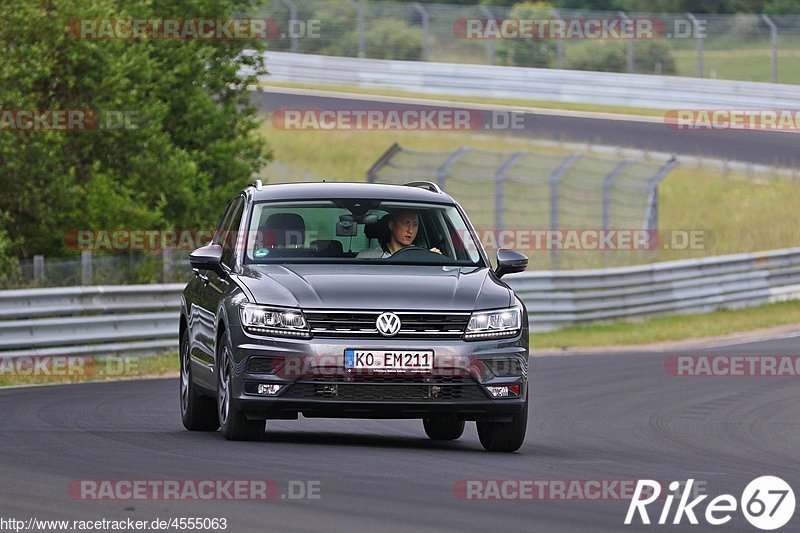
left=228, top=327, right=529, bottom=421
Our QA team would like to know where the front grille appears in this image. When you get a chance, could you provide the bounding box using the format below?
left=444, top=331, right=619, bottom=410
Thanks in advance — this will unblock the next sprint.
left=309, top=375, right=471, bottom=384
left=285, top=382, right=488, bottom=401
left=304, top=310, right=470, bottom=339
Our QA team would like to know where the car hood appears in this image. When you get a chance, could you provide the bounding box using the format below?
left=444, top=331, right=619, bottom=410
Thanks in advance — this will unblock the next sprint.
left=237, top=264, right=512, bottom=311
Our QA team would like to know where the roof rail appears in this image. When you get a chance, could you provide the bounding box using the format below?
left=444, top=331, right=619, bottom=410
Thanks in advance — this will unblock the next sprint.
left=250, top=179, right=263, bottom=191
left=403, top=181, right=443, bottom=194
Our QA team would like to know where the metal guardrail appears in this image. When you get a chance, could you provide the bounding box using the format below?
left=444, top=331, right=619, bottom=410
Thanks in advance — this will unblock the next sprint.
left=2, top=246, right=800, bottom=356
left=257, top=51, right=800, bottom=110
left=506, top=247, right=800, bottom=331
left=0, top=284, right=183, bottom=357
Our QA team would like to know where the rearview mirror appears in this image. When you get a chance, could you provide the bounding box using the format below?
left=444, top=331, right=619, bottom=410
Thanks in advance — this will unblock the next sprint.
left=495, top=248, right=528, bottom=278
left=189, top=244, right=225, bottom=276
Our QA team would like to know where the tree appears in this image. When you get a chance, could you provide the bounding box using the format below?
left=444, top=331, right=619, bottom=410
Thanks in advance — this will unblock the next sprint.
left=0, top=0, right=270, bottom=259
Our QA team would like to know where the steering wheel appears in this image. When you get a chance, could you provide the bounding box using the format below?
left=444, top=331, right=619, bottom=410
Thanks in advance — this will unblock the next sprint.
left=390, top=246, right=453, bottom=261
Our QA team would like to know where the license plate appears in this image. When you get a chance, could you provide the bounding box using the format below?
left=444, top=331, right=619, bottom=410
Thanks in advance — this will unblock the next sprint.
left=344, top=349, right=433, bottom=372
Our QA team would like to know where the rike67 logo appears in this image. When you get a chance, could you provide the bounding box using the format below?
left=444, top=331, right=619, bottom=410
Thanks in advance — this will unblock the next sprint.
left=625, top=477, right=795, bottom=530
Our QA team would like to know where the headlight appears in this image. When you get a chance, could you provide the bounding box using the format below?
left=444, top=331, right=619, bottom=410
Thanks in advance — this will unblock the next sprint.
left=240, top=304, right=310, bottom=338
left=464, top=306, right=521, bottom=340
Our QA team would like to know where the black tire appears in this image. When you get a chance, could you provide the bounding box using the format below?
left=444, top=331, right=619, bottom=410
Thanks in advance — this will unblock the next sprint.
left=477, top=391, right=528, bottom=452
left=423, top=417, right=465, bottom=441
left=180, top=330, right=219, bottom=431
left=217, top=333, right=264, bottom=441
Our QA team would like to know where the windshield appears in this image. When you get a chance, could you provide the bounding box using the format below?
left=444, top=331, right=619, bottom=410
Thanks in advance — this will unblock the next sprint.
left=243, top=199, right=484, bottom=266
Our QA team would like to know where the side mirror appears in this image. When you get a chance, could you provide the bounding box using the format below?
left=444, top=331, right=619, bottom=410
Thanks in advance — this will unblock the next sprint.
left=189, top=244, right=225, bottom=276
left=495, top=248, right=528, bottom=278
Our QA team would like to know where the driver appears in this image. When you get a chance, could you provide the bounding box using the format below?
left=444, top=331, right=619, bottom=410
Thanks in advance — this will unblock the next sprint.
left=357, top=210, right=441, bottom=258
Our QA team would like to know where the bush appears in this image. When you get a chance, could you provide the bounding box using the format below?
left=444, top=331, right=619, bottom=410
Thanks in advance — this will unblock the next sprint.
left=564, top=40, right=676, bottom=74
left=634, top=41, right=677, bottom=75
left=496, top=2, right=557, bottom=68
left=0, top=0, right=270, bottom=259
left=364, top=19, right=424, bottom=60
left=565, top=41, right=626, bottom=72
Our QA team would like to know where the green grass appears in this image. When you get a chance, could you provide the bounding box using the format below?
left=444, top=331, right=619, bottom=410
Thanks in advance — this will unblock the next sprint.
left=673, top=49, right=800, bottom=84
left=257, top=122, right=800, bottom=270
left=0, top=352, right=178, bottom=388
left=532, top=300, right=800, bottom=349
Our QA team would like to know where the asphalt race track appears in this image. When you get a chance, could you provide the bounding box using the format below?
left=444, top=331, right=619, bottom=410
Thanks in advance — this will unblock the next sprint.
left=1, top=336, right=798, bottom=532
left=253, top=89, right=800, bottom=167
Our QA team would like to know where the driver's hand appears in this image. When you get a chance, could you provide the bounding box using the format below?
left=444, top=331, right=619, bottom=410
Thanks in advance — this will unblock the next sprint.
left=430, top=247, right=442, bottom=254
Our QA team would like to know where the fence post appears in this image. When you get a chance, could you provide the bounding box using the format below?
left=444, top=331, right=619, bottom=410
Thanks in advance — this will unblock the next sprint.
left=762, top=14, right=778, bottom=83
left=436, top=147, right=469, bottom=190
left=602, top=161, right=632, bottom=267
left=349, top=0, right=366, bottom=58
left=494, top=151, right=525, bottom=233
left=552, top=8, right=564, bottom=69
left=33, top=255, right=44, bottom=285
left=162, top=248, right=172, bottom=283
left=479, top=5, right=495, bottom=65
left=277, top=0, right=298, bottom=53
left=413, top=3, right=430, bottom=61
left=643, top=157, right=678, bottom=232
left=687, top=13, right=704, bottom=78
left=619, top=12, right=634, bottom=73
left=366, top=142, right=402, bottom=182
left=81, top=250, right=92, bottom=285
left=548, top=153, right=581, bottom=270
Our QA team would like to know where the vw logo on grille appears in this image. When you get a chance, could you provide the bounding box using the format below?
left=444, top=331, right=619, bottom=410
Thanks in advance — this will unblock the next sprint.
left=376, top=312, right=401, bottom=337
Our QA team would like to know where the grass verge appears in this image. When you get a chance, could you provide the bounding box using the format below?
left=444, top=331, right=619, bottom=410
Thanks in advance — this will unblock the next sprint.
left=532, top=300, right=800, bottom=350
left=257, top=123, right=800, bottom=269
left=263, top=81, right=667, bottom=117
left=0, top=352, right=178, bottom=388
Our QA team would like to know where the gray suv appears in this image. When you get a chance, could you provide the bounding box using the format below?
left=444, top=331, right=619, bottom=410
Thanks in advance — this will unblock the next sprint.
left=180, top=181, right=530, bottom=451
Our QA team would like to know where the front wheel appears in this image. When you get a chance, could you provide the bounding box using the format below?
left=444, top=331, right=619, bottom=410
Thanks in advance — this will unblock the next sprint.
left=423, top=417, right=465, bottom=440
left=476, top=391, right=528, bottom=452
left=217, top=334, right=264, bottom=441
left=180, top=330, right=219, bottom=431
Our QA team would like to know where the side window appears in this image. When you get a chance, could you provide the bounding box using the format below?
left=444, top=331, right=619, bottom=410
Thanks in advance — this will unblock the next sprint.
left=220, top=197, right=245, bottom=268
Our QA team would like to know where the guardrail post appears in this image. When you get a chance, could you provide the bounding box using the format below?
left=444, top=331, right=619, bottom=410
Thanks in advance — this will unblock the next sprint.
left=276, top=0, right=298, bottom=53
left=413, top=3, right=430, bottom=61
left=81, top=250, right=92, bottom=285
left=349, top=0, right=366, bottom=58
left=548, top=153, right=581, bottom=270
left=762, top=14, right=778, bottom=83
left=479, top=6, right=495, bottom=65
left=687, top=13, right=704, bottom=78
left=494, top=151, right=525, bottom=232
left=33, top=255, right=44, bottom=285
left=619, top=12, right=634, bottom=73
left=436, top=147, right=469, bottom=190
